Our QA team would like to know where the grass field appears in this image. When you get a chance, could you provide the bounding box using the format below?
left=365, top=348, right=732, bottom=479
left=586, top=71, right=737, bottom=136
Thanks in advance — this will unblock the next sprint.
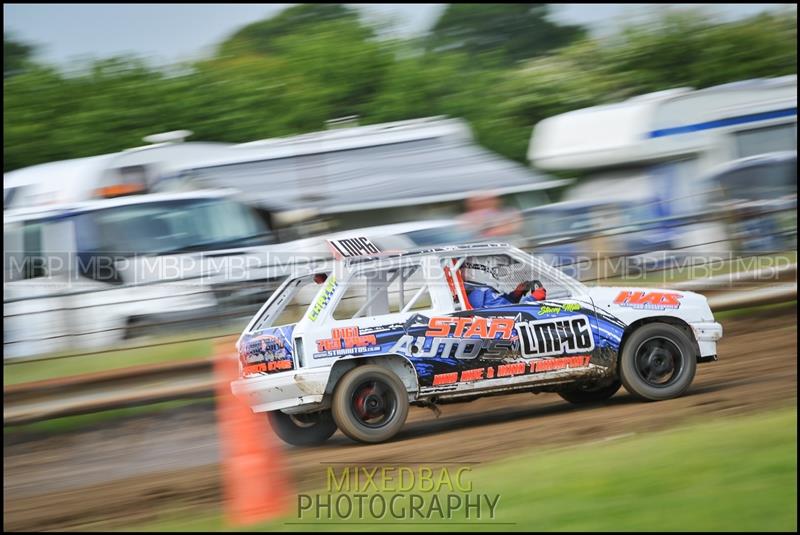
left=714, top=300, right=796, bottom=320
left=3, top=398, right=215, bottom=437
left=130, top=407, right=797, bottom=532
left=3, top=336, right=216, bottom=386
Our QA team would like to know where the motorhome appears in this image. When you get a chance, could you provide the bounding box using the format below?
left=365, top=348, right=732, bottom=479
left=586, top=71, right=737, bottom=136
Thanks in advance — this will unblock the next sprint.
left=528, top=76, right=797, bottom=251
left=177, top=116, right=570, bottom=240
left=3, top=131, right=235, bottom=210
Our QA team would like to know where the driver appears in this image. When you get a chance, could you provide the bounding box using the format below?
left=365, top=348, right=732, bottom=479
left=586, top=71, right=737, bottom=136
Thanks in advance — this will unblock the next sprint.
left=459, top=257, right=546, bottom=308
left=464, top=278, right=547, bottom=308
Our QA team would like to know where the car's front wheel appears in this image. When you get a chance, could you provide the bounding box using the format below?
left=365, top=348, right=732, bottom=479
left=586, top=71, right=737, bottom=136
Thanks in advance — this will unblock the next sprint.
left=558, top=379, right=622, bottom=404
left=332, top=365, right=410, bottom=444
left=620, top=323, right=697, bottom=401
left=268, top=409, right=338, bottom=446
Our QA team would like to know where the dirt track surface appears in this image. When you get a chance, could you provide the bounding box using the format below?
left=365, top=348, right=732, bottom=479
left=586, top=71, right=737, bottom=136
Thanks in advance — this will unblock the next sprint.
left=4, top=311, right=797, bottom=531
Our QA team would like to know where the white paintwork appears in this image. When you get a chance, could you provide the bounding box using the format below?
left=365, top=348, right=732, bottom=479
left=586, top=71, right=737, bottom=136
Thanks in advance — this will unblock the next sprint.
left=231, top=116, right=471, bottom=155
left=529, top=76, right=796, bottom=170
left=4, top=188, right=241, bottom=224
left=4, top=141, right=235, bottom=209
left=586, top=286, right=716, bottom=323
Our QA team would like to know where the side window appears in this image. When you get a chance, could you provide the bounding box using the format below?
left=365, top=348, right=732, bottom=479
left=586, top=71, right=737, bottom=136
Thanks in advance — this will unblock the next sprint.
left=22, top=222, right=46, bottom=279
left=734, top=123, right=797, bottom=159
left=4, top=186, right=19, bottom=208
left=526, top=267, right=572, bottom=300
left=453, top=253, right=574, bottom=307
left=332, top=274, right=369, bottom=320
left=251, top=275, right=328, bottom=330
left=393, top=265, right=433, bottom=313
left=716, top=160, right=797, bottom=202
left=506, top=255, right=573, bottom=299
left=4, top=224, right=24, bottom=282
left=332, top=264, right=433, bottom=320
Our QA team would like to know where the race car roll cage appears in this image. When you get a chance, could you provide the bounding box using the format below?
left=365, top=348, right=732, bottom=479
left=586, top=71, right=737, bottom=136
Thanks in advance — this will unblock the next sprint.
left=242, top=243, right=590, bottom=338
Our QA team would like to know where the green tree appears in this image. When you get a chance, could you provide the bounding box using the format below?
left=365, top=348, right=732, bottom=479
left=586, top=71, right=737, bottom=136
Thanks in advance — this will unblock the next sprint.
left=218, top=4, right=367, bottom=57
left=217, top=4, right=392, bottom=118
left=601, top=10, right=798, bottom=95
left=3, top=7, right=797, bottom=172
left=267, top=19, right=393, bottom=118
left=4, top=33, right=36, bottom=78
left=428, top=4, right=586, bottom=64
left=3, top=57, right=185, bottom=171
left=184, top=54, right=332, bottom=141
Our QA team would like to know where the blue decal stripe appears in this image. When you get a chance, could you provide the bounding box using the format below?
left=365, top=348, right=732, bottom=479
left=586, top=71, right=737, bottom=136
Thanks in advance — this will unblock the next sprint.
left=597, top=326, right=622, bottom=343
left=648, top=107, right=796, bottom=138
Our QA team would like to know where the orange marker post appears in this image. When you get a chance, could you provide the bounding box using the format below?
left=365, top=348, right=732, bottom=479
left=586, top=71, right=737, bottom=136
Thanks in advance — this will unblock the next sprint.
left=214, top=337, right=292, bottom=526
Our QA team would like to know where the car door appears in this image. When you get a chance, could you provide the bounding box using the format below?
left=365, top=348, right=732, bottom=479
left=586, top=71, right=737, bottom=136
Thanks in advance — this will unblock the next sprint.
left=301, top=260, right=443, bottom=371
left=405, top=252, right=607, bottom=392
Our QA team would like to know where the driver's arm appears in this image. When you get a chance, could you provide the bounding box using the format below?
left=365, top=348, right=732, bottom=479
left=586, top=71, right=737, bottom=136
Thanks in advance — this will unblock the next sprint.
left=467, top=285, right=515, bottom=308
left=509, top=280, right=547, bottom=303
left=504, top=282, right=530, bottom=304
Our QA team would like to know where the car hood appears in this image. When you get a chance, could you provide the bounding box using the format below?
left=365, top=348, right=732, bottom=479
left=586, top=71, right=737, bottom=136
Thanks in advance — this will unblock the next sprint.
left=585, top=285, right=715, bottom=324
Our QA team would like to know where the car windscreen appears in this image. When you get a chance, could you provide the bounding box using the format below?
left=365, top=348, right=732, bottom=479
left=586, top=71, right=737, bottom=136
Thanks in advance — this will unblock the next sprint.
left=523, top=207, right=597, bottom=238
left=404, top=225, right=477, bottom=246
left=75, top=197, right=274, bottom=256
left=716, top=159, right=797, bottom=202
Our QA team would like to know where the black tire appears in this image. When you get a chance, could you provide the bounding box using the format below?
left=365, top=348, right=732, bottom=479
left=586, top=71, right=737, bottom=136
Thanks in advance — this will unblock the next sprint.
left=332, top=365, right=410, bottom=444
left=558, top=380, right=622, bottom=404
left=268, top=409, right=337, bottom=447
left=620, top=323, right=697, bottom=401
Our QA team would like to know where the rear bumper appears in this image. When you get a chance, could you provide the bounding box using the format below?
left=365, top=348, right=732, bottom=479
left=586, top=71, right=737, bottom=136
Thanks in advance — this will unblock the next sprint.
left=690, top=321, right=723, bottom=359
left=230, top=366, right=333, bottom=413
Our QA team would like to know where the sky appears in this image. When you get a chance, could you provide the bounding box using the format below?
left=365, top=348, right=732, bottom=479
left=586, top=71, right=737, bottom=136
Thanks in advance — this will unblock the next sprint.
left=3, top=3, right=795, bottom=67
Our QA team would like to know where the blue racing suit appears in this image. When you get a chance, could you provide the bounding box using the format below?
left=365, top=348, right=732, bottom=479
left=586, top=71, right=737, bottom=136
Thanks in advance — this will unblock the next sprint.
left=465, top=283, right=538, bottom=308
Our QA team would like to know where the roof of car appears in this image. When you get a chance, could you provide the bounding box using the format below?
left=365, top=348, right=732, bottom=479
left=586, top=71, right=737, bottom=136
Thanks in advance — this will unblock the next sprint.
left=346, top=242, right=513, bottom=264
left=288, top=242, right=515, bottom=279
left=296, top=243, right=514, bottom=276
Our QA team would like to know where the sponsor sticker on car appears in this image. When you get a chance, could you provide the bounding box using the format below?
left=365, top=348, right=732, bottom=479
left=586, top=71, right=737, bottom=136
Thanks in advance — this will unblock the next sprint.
left=327, top=237, right=381, bottom=259
left=613, top=290, right=683, bottom=310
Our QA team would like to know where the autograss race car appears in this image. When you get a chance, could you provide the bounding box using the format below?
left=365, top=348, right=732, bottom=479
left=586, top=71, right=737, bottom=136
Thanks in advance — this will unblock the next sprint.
left=231, top=241, right=722, bottom=445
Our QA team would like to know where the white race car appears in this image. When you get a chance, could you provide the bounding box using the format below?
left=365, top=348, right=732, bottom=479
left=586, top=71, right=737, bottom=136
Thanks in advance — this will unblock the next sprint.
left=231, top=241, right=722, bottom=445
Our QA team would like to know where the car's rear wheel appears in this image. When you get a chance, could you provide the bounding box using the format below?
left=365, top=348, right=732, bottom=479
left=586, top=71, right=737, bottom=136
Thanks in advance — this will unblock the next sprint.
left=332, top=365, right=409, bottom=444
left=558, top=379, right=621, bottom=404
left=268, top=409, right=337, bottom=446
left=620, top=323, right=697, bottom=401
